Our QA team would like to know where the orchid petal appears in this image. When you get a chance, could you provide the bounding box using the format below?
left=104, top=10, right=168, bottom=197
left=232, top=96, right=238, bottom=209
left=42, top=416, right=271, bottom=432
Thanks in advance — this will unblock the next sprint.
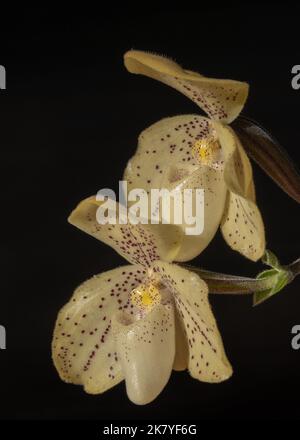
left=124, top=115, right=227, bottom=261
left=214, top=122, right=254, bottom=200
left=124, top=50, right=249, bottom=123
left=153, top=262, right=232, bottom=383
left=221, top=192, right=265, bottom=261
left=213, top=122, right=266, bottom=261
left=52, top=265, right=146, bottom=394
left=68, top=197, right=183, bottom=266
left=114, top=303, right=175, bottom=405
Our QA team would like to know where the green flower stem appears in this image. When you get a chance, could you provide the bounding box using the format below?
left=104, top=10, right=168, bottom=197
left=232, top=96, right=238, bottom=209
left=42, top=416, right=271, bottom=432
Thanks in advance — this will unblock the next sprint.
left=181, top=257, right=300, bottom=295
left=285, top=258, right=300, bottom=278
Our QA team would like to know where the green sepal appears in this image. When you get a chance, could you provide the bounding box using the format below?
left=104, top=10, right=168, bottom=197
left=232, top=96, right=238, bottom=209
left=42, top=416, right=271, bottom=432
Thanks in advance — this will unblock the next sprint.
left=253, top=251, right=291, bottom=305
left=261, top=250, right=281, bottom=270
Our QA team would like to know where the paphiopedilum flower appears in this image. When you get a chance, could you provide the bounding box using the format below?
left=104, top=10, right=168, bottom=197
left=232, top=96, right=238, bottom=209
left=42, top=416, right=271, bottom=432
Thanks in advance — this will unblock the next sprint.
left=52, top=197, right=232, bottom=405
left=123, top=50, right=265, bottom=262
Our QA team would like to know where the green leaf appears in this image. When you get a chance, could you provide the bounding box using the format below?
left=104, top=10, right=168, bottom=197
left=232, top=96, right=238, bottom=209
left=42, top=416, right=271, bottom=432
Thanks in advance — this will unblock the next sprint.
left=253, top=269, right=290, bottom=306
left=262, top=250, right=281, bottom=270
left=256, top=268, right=278, bottom=279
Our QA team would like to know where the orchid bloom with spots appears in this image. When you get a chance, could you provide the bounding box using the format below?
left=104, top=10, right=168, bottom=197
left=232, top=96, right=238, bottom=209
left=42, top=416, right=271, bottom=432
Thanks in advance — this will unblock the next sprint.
left=52, top=197, right=232, bottom=405
left=123, top=50, right=266, bottom=262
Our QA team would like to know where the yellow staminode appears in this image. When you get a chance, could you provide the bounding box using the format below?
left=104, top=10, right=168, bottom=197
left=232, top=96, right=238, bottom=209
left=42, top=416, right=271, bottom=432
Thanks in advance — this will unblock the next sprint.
left=130, top=283, right=161, bottom=311
left=192, top=137, right=221, bottom=167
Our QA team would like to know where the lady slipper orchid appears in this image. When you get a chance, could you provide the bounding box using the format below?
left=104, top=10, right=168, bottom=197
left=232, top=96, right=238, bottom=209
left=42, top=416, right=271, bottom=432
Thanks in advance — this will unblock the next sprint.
left=52, top=197, right=232, bottom=405
left=123, top=50, right=265, bottom=262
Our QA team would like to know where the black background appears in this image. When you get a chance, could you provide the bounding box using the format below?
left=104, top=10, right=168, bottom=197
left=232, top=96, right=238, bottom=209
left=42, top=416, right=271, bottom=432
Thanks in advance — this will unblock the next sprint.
left=1, top=4, right=300, bottom=421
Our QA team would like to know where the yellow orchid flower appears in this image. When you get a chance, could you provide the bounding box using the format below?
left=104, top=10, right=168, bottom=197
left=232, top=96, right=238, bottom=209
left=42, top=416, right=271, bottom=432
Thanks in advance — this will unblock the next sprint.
left=123, top=50, right=265, bottom=262
left=52, top=197, right=232, bottom=405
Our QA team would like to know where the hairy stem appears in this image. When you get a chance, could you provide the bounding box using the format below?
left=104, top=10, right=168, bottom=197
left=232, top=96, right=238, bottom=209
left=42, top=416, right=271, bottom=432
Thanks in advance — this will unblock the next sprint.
left=181, top=257, right=300, bottom=295
left=285, top=258, right=300, bottom=278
